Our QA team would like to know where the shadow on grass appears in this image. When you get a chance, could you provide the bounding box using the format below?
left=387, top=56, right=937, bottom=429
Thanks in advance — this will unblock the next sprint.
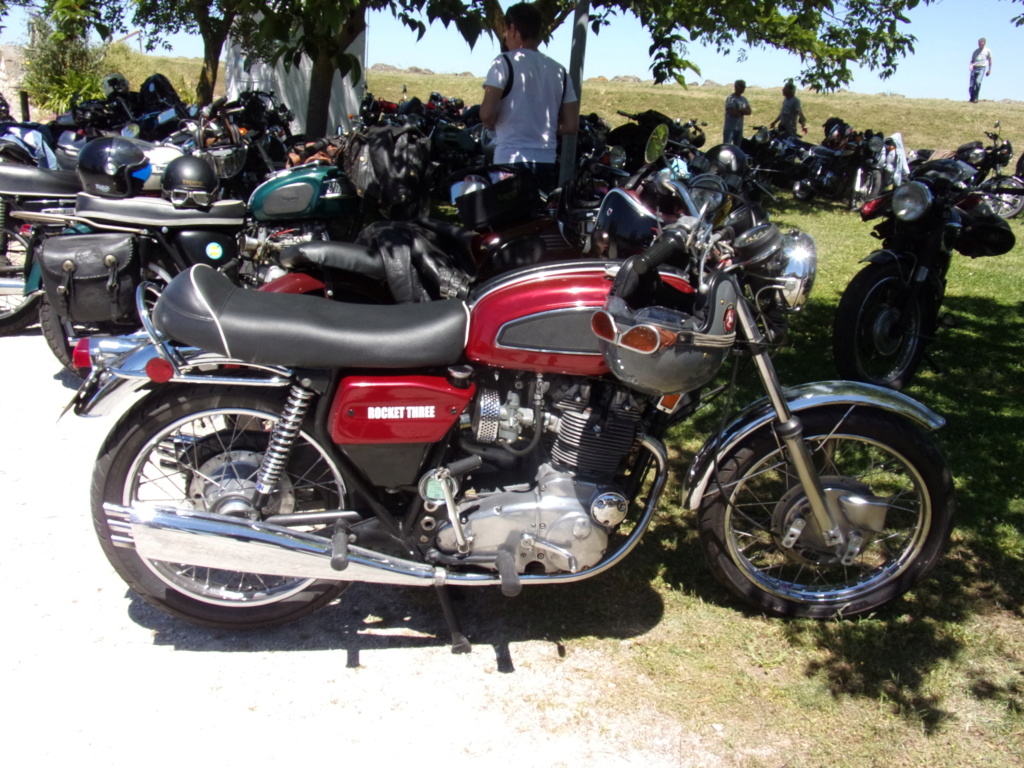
left=764, top=290, right=1024, bottom=727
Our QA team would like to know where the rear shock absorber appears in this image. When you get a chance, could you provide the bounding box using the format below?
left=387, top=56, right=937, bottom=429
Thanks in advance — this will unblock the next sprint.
left=253, top=384, right=314, bottom=510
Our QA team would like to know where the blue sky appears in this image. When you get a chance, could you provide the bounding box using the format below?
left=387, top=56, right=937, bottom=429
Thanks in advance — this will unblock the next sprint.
left=2, top=1, right=1020, bottom=101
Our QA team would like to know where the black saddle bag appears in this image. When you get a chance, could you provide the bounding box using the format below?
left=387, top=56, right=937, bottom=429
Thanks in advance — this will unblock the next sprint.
left=39, top=233, right=139, bottom=324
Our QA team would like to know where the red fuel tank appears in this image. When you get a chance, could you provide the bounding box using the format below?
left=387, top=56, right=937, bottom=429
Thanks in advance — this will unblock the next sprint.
left=466, top=261, right=694, bottom=375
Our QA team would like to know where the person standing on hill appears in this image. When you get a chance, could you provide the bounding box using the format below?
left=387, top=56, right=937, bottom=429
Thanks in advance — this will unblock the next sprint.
left=723, top=79, right=751, bottom=145
left=968, top=37, right=992, bottom=103
left=479, top=2, right=579, bottom=193
left=769, top=80, right=807, bottom=137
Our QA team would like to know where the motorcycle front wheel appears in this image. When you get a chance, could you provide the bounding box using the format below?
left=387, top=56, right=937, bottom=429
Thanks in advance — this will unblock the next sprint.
left=979, top=174, right=1024, bottom=219
left=850, top=169, right=883, bottom=210
left=0, top=225, right=41, bottom=335
left=91, top=385, right=352, bottom=629
left=697, top=407, right=954, bottom=618
left=832, top=261, right=938, bottom=390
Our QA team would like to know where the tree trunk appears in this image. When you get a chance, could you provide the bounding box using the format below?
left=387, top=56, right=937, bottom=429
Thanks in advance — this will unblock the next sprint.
left=301, top=6, right=366, bottom=140
left=198, top=47, right=220, bottom=106
left=304, top=51, right=336, bottom=140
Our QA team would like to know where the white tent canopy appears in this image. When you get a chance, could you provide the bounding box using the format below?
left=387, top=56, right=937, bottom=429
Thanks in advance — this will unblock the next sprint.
left=224, top=31, right=367, bottom=137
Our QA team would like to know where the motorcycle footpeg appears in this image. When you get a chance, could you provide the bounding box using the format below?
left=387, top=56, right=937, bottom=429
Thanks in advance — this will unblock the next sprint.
left=495, top=548, right=522, bottom=597
left=330, top=523, right=351, bottom=571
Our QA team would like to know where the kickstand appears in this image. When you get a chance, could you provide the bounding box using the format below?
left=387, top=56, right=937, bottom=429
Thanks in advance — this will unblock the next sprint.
left=435, top=585, right=471, bottom=654
left=922, top=349, right=943, bottom=375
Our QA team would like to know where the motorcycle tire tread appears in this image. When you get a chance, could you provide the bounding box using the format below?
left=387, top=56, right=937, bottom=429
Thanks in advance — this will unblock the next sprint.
left=832, top=260, right=939, bottom=391
left=696, top=407, right=955, bottom=619
left=90, top=385, right=351, bottom=630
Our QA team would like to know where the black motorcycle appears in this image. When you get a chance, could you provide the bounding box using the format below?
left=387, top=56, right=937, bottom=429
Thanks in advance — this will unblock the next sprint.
left=793, top=117, right=889, bottom=209
left=832, top=158, right=1016, bottom=389
left=742, top=125, right=813, bottom=191
left=0, top=163, right=80, bottom=334
left=908, top=122, right=1023, bottom=219
left=607, top=110, right=707, bottom=171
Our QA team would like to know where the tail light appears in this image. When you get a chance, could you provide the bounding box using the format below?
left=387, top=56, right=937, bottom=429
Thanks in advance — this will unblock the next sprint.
left=145, top=356, right=175, bottom=383
left=72, top=338, right=92, bottom=371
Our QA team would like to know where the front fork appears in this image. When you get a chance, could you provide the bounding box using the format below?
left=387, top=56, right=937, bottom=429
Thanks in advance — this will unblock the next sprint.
left=735, top=298, right=848, bottom=550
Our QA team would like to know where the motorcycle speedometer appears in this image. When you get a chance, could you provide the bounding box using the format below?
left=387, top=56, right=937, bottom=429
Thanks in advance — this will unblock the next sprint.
left=892, top=181, right=933, bottom=222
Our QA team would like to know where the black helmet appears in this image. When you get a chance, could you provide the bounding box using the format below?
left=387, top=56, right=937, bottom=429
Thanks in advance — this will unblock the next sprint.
left=77, top=136, right=152, bottom=198
left=102, top=73, right=130, bottom=98
left=704, top=144, right=749, bottom=175
left=161, top=155, right=220, bottom=208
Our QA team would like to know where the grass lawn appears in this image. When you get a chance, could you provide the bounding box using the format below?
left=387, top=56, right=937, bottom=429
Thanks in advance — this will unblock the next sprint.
left=362, top=70, right=1024, bottom=767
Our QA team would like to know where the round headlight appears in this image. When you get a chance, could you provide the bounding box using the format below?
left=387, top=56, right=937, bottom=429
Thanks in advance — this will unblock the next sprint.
left=688, top=173, right=728, bottom=215
left=892, top=181, right=933, bottom=221
left=606, top=145, right=627, bottom=170
left=867, top=134, right=884, bottom=153
left=775, top=230, right=817, bottom=310
left=754, top=127, right=769, bottom=144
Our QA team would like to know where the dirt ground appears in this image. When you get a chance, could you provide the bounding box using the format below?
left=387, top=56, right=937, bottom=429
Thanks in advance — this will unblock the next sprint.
left=0, top=327, right=729, bottom=767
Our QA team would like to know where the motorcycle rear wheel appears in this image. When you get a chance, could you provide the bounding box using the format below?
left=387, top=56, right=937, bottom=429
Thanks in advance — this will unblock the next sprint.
left=0, top=225, right=41, bottom=335
left=832, top=261, right=938, bottom=390
left=91, top=385, right=352, bottom=629
left=979, top=174, right=1024, bottom=219
left=697, top=407, right=954, bottom=618
left=38, top=296, right=80, bottom=375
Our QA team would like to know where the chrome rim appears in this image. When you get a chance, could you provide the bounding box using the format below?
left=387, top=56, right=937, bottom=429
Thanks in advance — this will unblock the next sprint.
left=124, top=406, right=346, bottom=606
left=983, top=176, right=1024, bottom=217
left=722, top=426, right=932, bottom=605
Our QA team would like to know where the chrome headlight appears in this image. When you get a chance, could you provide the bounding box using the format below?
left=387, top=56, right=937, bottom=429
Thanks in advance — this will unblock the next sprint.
left=606, top=145, right=627, bottom=170
left=892, top=181, right=933, bottom=221
left=775, top=230, right=817, bottom=310
left=867, top=134, right=884, bottom=153
left=687, top=173, right=728, bottom=215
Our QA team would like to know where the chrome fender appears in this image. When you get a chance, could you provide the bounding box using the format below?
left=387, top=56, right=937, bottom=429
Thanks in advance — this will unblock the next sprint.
left=73, top=338, right=291, bottom=418
left=682, top=380, right=945, bottom=511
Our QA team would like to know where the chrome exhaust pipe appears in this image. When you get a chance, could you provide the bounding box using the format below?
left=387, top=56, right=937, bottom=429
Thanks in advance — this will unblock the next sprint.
left=106, top=435, right=670, bottom=590
left=111, top=503, right=443, bottom=587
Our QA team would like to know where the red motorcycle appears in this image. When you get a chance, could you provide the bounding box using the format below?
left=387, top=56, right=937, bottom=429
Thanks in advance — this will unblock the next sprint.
left=71, top=195, right=954, bottom=648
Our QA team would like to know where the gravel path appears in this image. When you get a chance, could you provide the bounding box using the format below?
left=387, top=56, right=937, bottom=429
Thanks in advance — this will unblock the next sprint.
left=0, top=328, right=724, bottom=767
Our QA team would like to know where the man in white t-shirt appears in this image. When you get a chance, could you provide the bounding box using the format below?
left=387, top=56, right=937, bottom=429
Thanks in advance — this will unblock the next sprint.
left=968, top=37, right=992, bottom=103
left=479, top=2, right=579, bottom=193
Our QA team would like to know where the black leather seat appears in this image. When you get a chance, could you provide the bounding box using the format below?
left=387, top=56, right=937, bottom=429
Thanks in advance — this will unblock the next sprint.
left=76, top=192, right=247, bottom=228
left=153, top=264, right=470, bottom=369
left=0, top=163, right=81, bottom=197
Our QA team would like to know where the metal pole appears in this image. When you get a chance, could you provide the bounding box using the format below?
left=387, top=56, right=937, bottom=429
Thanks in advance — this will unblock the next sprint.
left=558, top=2, right=589, bottom=186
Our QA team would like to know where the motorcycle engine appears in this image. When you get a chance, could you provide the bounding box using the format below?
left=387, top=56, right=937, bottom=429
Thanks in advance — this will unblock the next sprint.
left=432, top=378, right=642, bottom=574
left=238, top=222, right=334, bottom=287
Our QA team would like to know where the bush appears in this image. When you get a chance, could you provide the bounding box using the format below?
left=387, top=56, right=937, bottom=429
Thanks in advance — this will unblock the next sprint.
left=21, top=17, right=104, bottom=114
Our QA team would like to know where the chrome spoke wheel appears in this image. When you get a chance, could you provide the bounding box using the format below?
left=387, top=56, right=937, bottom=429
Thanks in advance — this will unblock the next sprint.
left=0, top=226, right=41, bottom=334
left=123, top=405, right=346, bottom=608
left=721, top=430, right=929, bottom=603
left=699, top=409, right=954, bottom=618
